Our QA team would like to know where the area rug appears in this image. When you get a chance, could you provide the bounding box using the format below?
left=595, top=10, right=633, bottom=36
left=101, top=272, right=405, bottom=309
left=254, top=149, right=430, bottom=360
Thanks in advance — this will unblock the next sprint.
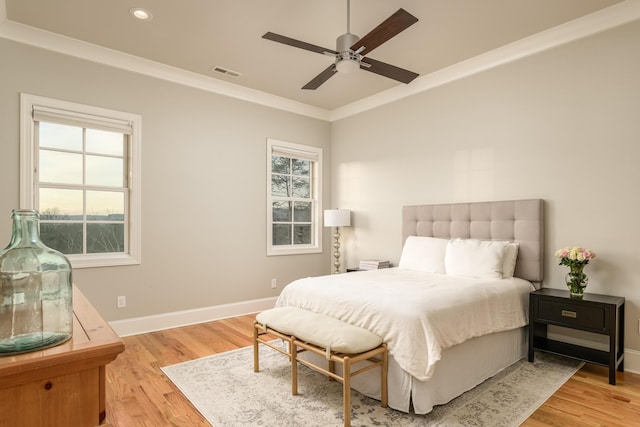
left=161, top=343, right=583, bottom=427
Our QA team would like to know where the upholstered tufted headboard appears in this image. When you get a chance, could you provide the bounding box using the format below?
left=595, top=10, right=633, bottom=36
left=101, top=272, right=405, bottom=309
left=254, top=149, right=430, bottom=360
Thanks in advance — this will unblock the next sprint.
left=402, top=199, right=544, bottom=285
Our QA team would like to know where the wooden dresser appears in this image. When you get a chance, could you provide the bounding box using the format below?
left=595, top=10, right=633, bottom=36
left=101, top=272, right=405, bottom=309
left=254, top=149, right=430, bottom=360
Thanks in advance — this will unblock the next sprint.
left=0, top=285, right=125, bottom=426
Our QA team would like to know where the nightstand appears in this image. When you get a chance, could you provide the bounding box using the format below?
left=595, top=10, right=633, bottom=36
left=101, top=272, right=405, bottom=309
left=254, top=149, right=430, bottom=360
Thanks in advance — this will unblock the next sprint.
left=528, top=288, right=625, bottom=385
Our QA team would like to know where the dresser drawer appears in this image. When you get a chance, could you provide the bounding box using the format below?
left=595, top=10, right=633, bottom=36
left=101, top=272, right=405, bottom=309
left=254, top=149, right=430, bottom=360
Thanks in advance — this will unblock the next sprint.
left=536, top=300, right=607, bottom=332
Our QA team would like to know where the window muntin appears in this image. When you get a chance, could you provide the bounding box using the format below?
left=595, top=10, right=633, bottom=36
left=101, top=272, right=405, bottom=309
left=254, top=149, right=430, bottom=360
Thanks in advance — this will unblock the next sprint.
left=20, top=94, right=141, bottom=268
left=267, top=139, right=322, bottom=256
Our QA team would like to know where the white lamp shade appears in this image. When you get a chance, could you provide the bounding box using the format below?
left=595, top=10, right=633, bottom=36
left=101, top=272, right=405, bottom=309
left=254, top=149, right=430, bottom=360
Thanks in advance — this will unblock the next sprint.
left=324, top=209, right=351, bottom=227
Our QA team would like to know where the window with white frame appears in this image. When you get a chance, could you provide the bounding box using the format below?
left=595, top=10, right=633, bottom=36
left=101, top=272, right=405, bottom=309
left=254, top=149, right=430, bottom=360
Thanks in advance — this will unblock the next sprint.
left=267, top=138, right=322, bottom=256
left=20, top=94, right=141, bottom=268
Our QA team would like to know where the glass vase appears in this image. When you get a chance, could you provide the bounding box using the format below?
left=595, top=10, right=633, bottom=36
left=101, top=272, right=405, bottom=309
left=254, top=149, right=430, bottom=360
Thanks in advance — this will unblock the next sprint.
left=0, top=209, right=73, bottom=355
left=565, top=264, right=588, bottom=299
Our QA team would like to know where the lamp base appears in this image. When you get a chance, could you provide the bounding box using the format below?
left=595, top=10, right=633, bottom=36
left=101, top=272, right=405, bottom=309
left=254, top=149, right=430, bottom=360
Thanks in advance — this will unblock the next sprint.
left=332, top=227, right=342, bottom=274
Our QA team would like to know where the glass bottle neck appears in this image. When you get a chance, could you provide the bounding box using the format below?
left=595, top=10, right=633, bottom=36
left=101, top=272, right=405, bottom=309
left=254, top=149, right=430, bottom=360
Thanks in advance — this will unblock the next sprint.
left=10, top=209, right=43, bottom=248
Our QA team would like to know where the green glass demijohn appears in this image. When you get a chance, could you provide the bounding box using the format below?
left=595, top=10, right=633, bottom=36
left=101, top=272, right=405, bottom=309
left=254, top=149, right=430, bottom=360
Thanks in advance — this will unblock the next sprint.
left=0, top=209, right=73, bottom=355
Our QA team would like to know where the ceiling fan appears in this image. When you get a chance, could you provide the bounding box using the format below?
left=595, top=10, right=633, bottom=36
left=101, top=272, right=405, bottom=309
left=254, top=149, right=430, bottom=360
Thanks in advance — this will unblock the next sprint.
left=262, top=0, right=419, bottom=90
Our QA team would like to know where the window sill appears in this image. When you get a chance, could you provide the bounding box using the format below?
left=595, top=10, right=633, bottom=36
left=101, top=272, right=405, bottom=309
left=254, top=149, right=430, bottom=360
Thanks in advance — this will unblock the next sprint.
left=267, top=247, right=322, bottom=256
left=67, top=253, right=141, bottom=269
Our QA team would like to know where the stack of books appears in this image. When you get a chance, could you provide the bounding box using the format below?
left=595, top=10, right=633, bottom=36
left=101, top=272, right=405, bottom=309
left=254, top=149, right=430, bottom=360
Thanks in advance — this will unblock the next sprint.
left=358, top=260, right=390, bottom=270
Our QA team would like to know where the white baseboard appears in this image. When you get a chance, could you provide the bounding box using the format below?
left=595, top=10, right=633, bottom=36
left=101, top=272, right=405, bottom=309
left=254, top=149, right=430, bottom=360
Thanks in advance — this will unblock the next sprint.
left=624, top=348, right=640, bottom=374
left=110, top=302, right=640, bottom=374
left=109, top=297, right=278, bottom=337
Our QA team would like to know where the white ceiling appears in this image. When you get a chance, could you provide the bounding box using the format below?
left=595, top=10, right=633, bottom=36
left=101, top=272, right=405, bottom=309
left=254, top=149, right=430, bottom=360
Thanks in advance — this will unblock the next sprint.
left=2, top=0, right=634, bottom=116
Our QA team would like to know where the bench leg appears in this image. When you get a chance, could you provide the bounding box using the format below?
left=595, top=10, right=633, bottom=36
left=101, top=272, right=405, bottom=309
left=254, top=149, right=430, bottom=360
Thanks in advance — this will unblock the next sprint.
left=343, top=356, right=351, bottom=427
left=328, top=360, right=335, bottom=381
left=253, top=321, right=259, bottom=372
left=291, top=338, right=298, bottom=396
left=381, top=344, right=388, bottom=408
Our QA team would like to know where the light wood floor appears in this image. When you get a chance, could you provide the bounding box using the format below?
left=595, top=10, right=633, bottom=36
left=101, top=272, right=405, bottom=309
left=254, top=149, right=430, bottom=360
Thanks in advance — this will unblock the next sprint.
left=104, top=315, right=640, bottom=426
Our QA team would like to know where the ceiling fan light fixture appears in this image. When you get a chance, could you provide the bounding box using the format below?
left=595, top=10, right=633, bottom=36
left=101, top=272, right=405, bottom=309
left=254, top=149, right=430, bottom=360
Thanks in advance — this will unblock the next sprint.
left=336, top=58, right=360, bottom=74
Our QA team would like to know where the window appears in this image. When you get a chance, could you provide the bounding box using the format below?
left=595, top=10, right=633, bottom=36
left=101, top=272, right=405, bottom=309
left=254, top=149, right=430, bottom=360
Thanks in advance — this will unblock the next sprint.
left=267, top=139, right=322, bottom=256
left=20, top=94, right=141, bottom=268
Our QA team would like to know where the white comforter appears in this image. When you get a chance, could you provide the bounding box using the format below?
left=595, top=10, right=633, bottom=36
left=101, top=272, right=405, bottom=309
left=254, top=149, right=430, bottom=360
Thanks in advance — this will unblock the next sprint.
left=276, top=268, right=534, bottom=381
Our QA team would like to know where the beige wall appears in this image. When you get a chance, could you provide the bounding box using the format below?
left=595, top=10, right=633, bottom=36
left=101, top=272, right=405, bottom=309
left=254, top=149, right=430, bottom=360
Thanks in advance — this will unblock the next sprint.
left=1, top=19, right=638, bottom=353
left=0, top=38, right=332, bottom=321
left=331, top=21, right=640, bottom=352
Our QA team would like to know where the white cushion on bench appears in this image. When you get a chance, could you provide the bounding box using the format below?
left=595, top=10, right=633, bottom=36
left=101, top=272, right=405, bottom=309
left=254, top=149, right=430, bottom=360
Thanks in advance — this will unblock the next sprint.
left=257, top=307, right=382, bottom=354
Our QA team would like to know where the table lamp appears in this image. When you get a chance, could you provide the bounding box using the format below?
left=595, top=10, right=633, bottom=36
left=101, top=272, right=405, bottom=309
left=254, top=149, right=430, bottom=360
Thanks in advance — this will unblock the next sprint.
left=324, top=209, right=351, bottom=274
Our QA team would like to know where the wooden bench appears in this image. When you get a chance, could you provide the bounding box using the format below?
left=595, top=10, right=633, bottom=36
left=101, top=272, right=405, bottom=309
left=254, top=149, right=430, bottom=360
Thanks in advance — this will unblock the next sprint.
left=253, top=307, right=388, bottom=427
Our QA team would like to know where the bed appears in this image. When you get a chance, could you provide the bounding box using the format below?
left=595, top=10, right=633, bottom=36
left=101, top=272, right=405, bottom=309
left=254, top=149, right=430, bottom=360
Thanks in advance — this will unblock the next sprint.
left=275, top=199, right=544, bottom=414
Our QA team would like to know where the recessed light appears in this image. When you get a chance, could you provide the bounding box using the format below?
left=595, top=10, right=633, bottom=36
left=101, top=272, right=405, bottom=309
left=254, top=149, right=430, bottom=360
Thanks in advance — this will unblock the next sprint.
left=129, top=8, right=153, bottom=21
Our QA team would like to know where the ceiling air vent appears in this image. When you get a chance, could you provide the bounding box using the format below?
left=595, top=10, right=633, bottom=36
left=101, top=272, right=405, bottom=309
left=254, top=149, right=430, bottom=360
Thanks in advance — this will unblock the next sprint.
left=211, top=66, right=242, bottom=78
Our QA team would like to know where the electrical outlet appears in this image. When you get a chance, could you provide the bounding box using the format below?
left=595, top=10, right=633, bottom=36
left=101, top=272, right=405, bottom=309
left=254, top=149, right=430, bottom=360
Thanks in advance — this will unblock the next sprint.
left=271, top=278, right=277, bottom=289
left=117, top=295, right=126, bottom=308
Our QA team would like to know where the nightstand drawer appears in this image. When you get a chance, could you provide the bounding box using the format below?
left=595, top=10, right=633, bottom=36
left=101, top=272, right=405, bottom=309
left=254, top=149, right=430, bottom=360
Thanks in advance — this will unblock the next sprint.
left=536, top=300, right=606, bottom=331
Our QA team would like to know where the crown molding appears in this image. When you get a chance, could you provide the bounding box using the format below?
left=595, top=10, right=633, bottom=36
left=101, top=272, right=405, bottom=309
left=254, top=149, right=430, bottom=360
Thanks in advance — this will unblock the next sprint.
left=0, top=1, right=330, bottom=121
left=330, top=0, right=640, bottom=121
left=1, top=0, right=639, bottom=122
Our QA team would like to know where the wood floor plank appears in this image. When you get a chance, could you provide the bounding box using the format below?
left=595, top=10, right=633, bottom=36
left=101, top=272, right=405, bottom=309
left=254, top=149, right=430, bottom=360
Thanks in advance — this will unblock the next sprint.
left=522, top=364, right=640, bottom=427
left=105, top=315, right=640, bottom=426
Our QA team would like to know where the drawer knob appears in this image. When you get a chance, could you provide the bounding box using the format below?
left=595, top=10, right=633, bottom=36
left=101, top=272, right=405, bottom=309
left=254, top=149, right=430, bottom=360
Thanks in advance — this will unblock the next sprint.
left=561, top=310, right=577, bottom=318
left=44, top=381, right=53, bottom=390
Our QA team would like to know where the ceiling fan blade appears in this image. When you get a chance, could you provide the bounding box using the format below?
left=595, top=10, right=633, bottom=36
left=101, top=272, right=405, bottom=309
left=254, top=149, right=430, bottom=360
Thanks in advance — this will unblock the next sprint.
left=361, top=57, right=419, bottom=84
left=350, top=9, right=418, bottom=56
left=302, top=64, right=338, bottom=90
left=262, top=32, right=337, bottom=55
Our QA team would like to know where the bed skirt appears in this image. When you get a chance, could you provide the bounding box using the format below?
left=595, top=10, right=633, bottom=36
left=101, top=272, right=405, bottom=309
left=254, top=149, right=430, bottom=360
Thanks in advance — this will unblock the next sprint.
left=298, top=327, right=527, bottom=414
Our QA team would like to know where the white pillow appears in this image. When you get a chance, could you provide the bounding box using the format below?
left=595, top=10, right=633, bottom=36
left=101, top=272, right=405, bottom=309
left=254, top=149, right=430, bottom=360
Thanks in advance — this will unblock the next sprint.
left=501, top=242, right=519, bottom=278
left=398, top=236, right=449, bottom=274
left=444, top=239, right=509, bottom=279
